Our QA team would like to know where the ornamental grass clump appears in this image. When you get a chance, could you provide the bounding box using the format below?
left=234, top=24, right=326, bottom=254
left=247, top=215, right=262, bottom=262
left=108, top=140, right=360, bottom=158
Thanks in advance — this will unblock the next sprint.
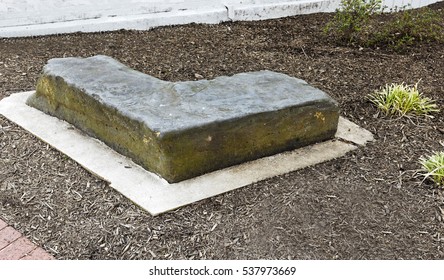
left=420, top=152, right=444, bottom=186
left=369, top=82, right=439, bottom=116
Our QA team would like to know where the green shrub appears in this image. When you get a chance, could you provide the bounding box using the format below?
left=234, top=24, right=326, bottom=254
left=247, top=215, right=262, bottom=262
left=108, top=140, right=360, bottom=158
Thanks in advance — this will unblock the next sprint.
left=368, top=82, right=439, bottom=116
left=371, top=7, right=444, bottom=51
left=324, top=1, right=444, bottom=51
left=420, top=151, right=444, bottom=186
left=324, top=0, right=382, bottom=44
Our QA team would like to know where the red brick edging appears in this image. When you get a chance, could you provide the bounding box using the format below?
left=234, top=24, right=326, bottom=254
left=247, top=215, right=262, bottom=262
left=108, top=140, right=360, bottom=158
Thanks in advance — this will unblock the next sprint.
left=0, top=219, right=54, bottom=260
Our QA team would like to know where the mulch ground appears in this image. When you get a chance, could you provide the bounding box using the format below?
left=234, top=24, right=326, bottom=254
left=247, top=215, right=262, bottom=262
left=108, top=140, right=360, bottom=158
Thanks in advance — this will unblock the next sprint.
left=1, top=3, right=444, bottom=260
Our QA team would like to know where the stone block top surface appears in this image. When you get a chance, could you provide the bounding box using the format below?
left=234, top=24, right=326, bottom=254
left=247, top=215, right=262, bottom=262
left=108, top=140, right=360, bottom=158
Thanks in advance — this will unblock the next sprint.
left=44, top=55, right=337, bottom=136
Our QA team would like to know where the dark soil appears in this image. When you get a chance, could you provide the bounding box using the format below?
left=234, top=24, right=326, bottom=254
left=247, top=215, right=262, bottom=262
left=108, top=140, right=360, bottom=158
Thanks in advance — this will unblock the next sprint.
left=1, top=3, right=444, bottom=259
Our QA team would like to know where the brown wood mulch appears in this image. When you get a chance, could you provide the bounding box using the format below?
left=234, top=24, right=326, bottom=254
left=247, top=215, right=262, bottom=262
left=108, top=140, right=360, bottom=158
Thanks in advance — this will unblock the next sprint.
left=0, top=2, right=443, bottom=259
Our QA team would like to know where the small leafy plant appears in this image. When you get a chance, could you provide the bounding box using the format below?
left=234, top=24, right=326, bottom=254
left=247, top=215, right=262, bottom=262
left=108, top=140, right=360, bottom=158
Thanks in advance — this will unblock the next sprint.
left=368, top=82, right=439, bottom=116
left=420, top=152, right=444, bottom=186
left=324, top=0, right=382, bottom=44
left=371, top=7, right=444, bottom=51
left=324, top=1, right=444, bottom=51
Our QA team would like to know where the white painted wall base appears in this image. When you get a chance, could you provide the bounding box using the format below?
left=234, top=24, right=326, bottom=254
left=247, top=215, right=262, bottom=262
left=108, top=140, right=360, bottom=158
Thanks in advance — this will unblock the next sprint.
left=225, top=0, right=339, bottom=21
left=0, top=8, right=228, bottom=38
left=0, top=0, right=442, bottom=37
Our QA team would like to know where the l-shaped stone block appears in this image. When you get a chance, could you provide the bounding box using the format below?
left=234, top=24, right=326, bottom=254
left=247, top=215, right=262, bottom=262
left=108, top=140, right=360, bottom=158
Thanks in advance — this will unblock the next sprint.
left=26, top=55, right=339, bottom=183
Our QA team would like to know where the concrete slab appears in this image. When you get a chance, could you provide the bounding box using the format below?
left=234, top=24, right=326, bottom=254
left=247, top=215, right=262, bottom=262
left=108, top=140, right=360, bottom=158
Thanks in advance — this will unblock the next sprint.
left=0, top=91, right=373, bottom=215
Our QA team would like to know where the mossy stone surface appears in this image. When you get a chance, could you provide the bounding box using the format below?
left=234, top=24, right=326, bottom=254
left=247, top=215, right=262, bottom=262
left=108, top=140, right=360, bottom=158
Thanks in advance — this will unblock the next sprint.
left=27, top=55, right=339, bottom=182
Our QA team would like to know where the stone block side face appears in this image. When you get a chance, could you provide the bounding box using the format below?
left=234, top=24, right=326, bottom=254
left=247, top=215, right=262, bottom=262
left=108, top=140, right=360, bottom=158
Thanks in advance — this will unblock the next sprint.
left=27, top=75, right=168, bottom=177
left=160, top=103, right=339, bottom=182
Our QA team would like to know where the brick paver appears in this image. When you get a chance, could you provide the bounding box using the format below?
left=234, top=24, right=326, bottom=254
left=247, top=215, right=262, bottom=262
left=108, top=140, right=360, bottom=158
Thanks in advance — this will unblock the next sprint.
left=0, top=219, right=55, bottom=260
left=0, top=219, right=7, bottom=230
left=0, top=226, right=22, bottom=250
left=21, top=247, right=55, bottom=260
left=0, top=237, right=37, bottom=260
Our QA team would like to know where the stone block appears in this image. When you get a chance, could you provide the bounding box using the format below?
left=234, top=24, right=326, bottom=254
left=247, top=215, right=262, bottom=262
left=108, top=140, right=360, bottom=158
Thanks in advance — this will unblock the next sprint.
left=26, top=55, right=339, bottom=182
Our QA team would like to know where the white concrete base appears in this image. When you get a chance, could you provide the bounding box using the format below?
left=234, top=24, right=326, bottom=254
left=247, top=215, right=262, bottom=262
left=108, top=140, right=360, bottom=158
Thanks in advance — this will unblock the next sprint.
left=0, top=0, right=442, bottom=37
left=0, top=8, right=228, bottom=38
left=0, top=91, right=373, bottom=215
left=226, top=0, right=337, bottom=21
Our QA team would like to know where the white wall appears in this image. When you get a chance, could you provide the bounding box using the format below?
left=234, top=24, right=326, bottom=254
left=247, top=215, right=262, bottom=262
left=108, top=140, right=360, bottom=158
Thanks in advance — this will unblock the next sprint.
left=383, top=0, right=440, bottom=9
left=0, top=0, right=222, bottom=27
left=0, top=0, right=442, bottom=37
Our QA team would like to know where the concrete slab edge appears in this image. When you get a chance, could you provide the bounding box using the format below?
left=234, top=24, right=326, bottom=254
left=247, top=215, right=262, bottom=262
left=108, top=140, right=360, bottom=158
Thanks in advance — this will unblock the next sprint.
left=0, top=92, right=373, bottom=215
left=336, top=117, right=374, bottom=146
